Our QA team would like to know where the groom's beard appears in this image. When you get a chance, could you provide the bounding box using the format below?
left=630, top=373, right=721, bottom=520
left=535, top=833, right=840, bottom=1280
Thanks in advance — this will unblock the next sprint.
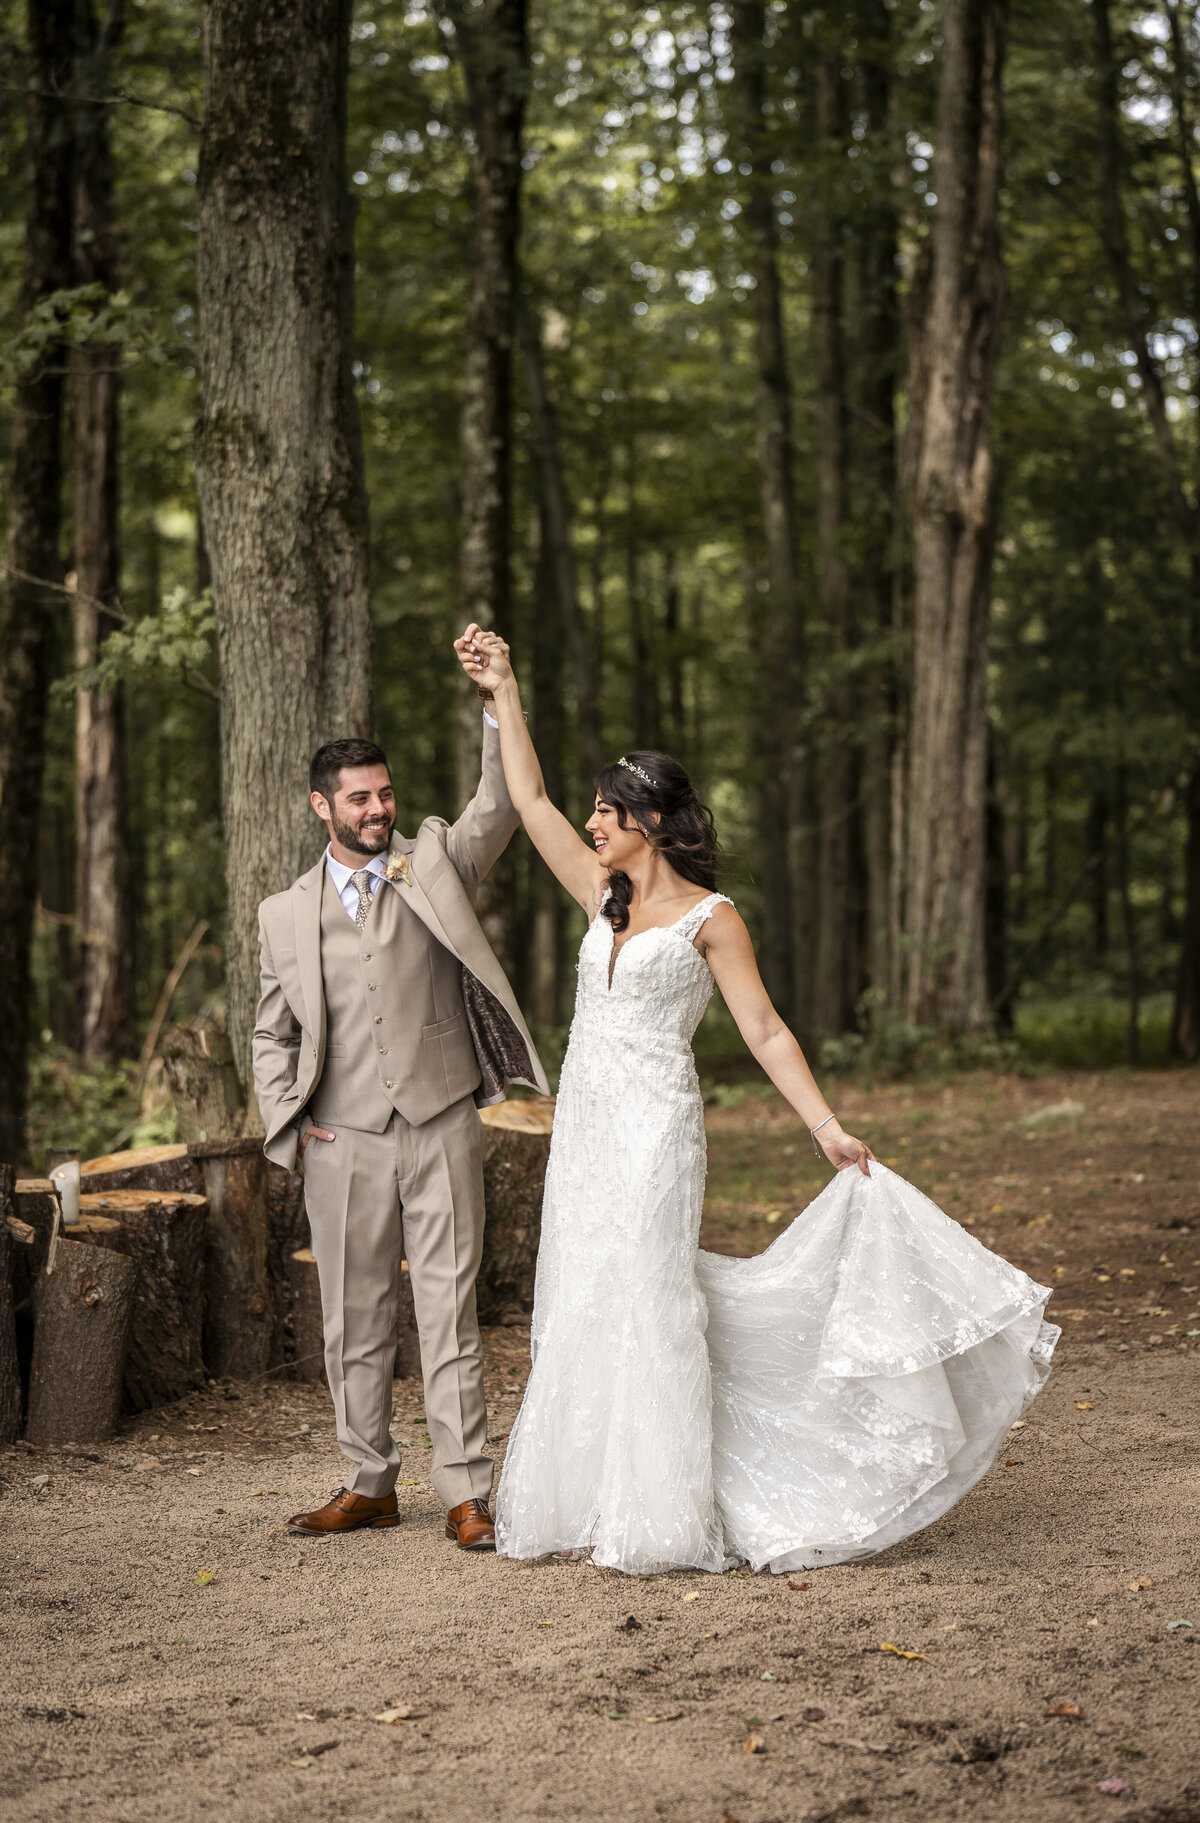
left=329, top=807, right=395, bottom=857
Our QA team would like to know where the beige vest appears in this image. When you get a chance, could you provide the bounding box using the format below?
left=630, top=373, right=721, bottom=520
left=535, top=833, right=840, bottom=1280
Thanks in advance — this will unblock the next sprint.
left=309, top=867, right=482, bottom=1130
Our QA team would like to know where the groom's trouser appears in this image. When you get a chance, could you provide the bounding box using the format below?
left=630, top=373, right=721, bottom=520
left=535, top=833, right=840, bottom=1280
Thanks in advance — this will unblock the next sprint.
left=301, top=1094, right=492, bottom=1507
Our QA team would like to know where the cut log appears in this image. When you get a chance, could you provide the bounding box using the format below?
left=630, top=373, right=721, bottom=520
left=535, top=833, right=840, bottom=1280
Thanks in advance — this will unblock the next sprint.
left=26, top=1237, right=136, bottom=1445
left=477, top=1096, right=554, bottom=1323
left=0, top=1164, right=22, bottom=1443
left=286, top=1248, right=325, bottom=1385
left=268, top=1160, right=308, bottom=1372
left=81, top=1144, right=202, bottom=1197
left=395, top=1259, right=421, bottom=1379
left=14, top=1180, right=60, bottom=1307
left=75, top=1190, right=208, bottom=1409
left=188, top=1139, right=271, bottom=1379
left=162, top=1023, right=247, bottom=1143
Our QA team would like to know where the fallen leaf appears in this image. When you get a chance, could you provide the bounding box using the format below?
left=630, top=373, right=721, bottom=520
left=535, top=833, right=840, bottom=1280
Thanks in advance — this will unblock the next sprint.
left=742, top=1734, right=766, bottom=1755
left=802, top=1707, right=826, bottom=1722
left=30, top=1475, right=49, bottom=1491
left=252, top=1490, right=281, bottom=1498
left=535, top=1620, right=554, bottom=1628
left=682, top=1591, right=701, bottom=1602
left=1044, top=1703, right=1085, bottom=1719
left=1166, top=1618, right=1194, bottom=1632
left=289, top=1757, right=315, bottom=1769
left=295, top=1712, right=317, bottom=1722
left=617, top=1615, right=642, bottom=1632
left=1115, top=1743, right=1143, bottom=1758
left=1096, top=1779, right=1128, bottom=1796
left=1127, top=1576, right=1152, bottom=1592
left=645, top=1711, right=682, bottom=1723
left=185, top=1467, right=203, bottom=1477
left=193, top=1569, right=216, bottom=1587
left=397, top=1479, right=418, bottom=1487
left=1004, top=1459, right=1025, bottom=1467
left=880, top=1643, right=928, bottom=1661
left=1085, top=1618, right=1099, bottom=1629
left=1075, top=1401, right=1094, bottom=1410
left=607, top=1711, right=628, bottom=1721
left=373, top=1707, right=420, bottom=1724
left=787, top=1581, right=811, bottom=1591
left=760, top=1671, right=777, bottom=1681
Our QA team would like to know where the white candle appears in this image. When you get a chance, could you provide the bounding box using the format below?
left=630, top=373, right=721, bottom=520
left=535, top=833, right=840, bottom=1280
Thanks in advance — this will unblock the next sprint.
left=49, top=1161, right=81, bottom=1227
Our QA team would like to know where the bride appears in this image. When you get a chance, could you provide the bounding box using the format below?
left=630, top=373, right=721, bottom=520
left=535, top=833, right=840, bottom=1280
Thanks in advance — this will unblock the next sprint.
left=454, top=624, right=1059, bottom=1577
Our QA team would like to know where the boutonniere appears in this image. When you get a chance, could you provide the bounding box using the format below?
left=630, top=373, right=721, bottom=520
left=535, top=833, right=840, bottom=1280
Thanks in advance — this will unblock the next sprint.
left=384, top=854, right=412, bottom=887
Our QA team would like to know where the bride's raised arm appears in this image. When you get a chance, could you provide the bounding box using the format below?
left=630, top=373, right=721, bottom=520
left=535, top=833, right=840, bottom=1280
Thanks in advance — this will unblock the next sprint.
left=453, top=624, right=603, bottom=912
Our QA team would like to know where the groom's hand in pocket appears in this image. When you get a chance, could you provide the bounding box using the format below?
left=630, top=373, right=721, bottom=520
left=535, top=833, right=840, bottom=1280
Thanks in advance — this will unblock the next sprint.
left=297, top=1123, right=335, bottom=1163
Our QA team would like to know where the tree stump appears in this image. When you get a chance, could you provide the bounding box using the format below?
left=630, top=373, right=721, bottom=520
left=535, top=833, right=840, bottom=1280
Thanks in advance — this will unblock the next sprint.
left=162, top=1024, right=246, bottom=1143
left=188, top=1139, right=272, bottom=1379
left=477, top=1096, right=554, bottom=1323
left=0, top=1164, right=22, bottom=1443
left=26, top=1237, right=137, bottom=1444
left=286, top=1248, right=325, bottom=1384
left=268, top=1162, right=309, bottom=1372
left=75, top=1191, right=208, bottom=1409
left=287, top=1247, right=421, bottom=1384
left=81, top=1144, right=203, bottom=1197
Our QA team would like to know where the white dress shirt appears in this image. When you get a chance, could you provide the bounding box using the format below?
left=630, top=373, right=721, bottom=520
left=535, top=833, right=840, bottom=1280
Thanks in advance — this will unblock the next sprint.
left=325, top=845, right=388, bottom=922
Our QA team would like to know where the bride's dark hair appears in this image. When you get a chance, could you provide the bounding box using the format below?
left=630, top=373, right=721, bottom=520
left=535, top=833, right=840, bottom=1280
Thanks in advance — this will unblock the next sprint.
left=595, top=750, right=722, bottom=933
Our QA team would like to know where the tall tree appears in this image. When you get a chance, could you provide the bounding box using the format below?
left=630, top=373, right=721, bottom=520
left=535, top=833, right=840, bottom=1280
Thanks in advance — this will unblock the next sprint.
left=196, top=0, right=372, bottom=1097
left=436, top=0, right=529, bottom=807
left=809, top=41, right=855, bottom=1043
left=727, top=0, right=805, bottom=1028
left=900, top=0, right=1008, bottom=1030
left=71, top=0, right=134, bottom=1063
left=0, top=0, right=76, bottom=1163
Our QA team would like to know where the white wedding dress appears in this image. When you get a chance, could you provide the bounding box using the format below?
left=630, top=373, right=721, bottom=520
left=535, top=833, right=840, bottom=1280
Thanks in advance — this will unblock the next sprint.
left=495, top=892, right=1059, bottom=1575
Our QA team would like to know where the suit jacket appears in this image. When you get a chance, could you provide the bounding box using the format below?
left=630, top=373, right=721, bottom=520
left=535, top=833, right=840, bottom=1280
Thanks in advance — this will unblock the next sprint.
left=252, top=721, right=549, bottom=1171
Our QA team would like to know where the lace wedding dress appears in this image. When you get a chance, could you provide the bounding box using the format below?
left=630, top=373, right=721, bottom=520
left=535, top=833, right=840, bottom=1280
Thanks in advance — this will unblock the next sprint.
left=494, top=893, right=1059, bottom=1576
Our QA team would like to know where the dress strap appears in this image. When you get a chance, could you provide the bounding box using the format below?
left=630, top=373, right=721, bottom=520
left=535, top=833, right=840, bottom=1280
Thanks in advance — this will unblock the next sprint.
left=675, top=891, right=734, bottom=943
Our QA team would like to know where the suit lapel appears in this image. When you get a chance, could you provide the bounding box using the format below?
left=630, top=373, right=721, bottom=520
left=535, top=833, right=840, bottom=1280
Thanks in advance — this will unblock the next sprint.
left=382, top=834, right=458, bottom=956
left=293, top=855, right=327, bottom=1054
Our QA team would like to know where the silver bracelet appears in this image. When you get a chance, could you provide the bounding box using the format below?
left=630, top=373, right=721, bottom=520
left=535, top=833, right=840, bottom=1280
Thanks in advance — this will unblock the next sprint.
left=810, top=1112, right=836, bottom=1156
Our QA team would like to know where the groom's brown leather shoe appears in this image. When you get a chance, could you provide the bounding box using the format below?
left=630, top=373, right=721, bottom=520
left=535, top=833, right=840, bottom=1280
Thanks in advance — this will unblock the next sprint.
left=288, top=1486, right=399, bottom=1534
left=445, top=1498, right=495, bottom=1550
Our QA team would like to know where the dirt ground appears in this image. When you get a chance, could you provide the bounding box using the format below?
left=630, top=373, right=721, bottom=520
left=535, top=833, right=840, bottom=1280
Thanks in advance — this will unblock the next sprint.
left=2, top=1070, right=1198, bottom=1823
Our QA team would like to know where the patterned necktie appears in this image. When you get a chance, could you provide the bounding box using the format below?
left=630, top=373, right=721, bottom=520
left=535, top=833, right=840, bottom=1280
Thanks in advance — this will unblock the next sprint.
left=350, top=869, right=374, bottom=930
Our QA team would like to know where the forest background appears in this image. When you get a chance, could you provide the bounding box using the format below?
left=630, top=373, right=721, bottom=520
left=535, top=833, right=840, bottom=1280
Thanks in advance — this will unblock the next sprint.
left=1, top=0, right=1198, bottom=1172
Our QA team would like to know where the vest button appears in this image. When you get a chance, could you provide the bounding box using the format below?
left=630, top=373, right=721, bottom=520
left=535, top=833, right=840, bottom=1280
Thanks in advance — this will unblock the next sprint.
left=363, top=952, right=372, bottom=961
left=367, top=983, right=377, bottom=991
left=373, top=1015, right=382, bottom=1024
left=385, top=1080, right=395, bottom=1089
left=379, top=1047, right=388, bottom=1055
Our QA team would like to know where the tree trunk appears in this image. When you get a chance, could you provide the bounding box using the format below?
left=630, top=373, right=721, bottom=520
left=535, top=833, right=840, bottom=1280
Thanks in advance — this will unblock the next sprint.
left=72, top=0, right=134, bottom=1064
left=26, top=1237, right=136, bottom=1444
left=810, top=47, right=855, bottom=1044
left=728, top=0, right=803, bottom=1026
left=852, top=0, right=900, bottom=999
left=0, top=1165, right=22, bottom=1443
left=1169, top=760, right=1200, bottom=1060
left=81, top=1143, right=203, bottom=1196
left=0, top=0, right=76, bottom=1164
left=74, top=1190, right=208, bottom=1408
left=161, top=1024, right=246, bottom=1143
left=517, top=294, right=601, bottom=777
left=196, top=0, right=372, bottom=1094
left=189, top=1138, right=272, bottom=1380
left=901, top=0, right=1007, bottom=1031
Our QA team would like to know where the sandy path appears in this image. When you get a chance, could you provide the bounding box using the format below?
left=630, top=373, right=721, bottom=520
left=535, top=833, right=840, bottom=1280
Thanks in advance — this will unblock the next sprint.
left=3, top=1073, right=1198, bottom=1822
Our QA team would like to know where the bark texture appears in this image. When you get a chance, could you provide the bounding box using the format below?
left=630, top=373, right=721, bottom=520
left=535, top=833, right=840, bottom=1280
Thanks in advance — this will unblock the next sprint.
left=728, top=0, right=804, bottom=1027
left=26, top=1236, right=136, bottom=1444
left=190, top=1139, right=272, bottom=1380
left=0, top=1165, right=22, bottom=1443
left=162, top=1024, right=247, bottom=1142
left=196, top=0, right=372, bottom=1092
left=901, top=0, right=1007, bottom=1030
left=477, top=1098, right=553, bottom=1322
left=72, top=0, right=134, bottom=1063
left=74, top=1191, right=207, bottom=1408
left=0, top=0, right=76, bottom=1163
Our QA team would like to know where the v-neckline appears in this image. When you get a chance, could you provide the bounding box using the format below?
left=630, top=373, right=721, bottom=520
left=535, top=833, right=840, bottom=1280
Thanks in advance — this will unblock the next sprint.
left=604, top=895, right=714, bottom=992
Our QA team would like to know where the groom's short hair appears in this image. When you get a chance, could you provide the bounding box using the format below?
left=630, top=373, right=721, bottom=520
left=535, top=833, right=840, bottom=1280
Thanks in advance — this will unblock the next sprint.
left=310, top=738, right=391, bottom=804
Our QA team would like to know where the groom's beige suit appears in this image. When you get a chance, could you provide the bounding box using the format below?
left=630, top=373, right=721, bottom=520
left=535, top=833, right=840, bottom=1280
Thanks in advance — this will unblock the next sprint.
left=252, top=723, right=548, bottom=1505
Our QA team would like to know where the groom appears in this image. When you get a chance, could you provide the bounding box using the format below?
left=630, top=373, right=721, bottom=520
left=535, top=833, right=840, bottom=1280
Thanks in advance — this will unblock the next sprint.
left=252, top=703, right=547, bottom=1548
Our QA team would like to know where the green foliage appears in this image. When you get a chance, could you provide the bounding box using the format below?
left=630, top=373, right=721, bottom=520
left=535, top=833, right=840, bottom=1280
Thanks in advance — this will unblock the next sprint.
left=51, top=587, right=216, bottom=700
left=24, top=1044, right=138, bottom=1173
left=1014, top=992, right=1174, bottom=1071
left=819, top=989, right=1029, bottom=1082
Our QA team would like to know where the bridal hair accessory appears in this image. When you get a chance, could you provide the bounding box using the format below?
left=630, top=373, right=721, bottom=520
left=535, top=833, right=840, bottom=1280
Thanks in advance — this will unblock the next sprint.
left=384, top=854, right=412, bottom=887
left=809, top=1112, right=837, bottom=1156
left=618, top=756, right=654, bottom=786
